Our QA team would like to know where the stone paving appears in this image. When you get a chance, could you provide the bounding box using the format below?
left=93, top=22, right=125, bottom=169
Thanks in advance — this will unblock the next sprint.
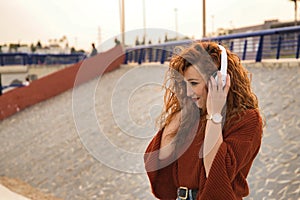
left=0, top=62, right=299, bottom=199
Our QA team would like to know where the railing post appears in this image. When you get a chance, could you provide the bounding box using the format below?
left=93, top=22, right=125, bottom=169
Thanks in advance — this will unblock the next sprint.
left=168, top=47, right=173, bottom=60
left=127, top=51, right=131, bottom=63
left=160, top=47, right=166, bottom=64
left=33, top=54, right=37, bottom=65
left=230, top=41, right=234, bottom=51
left=296, top=34, right=300, bottom=59
left=130, top=51, right=133, bottom=62
left=256, top=35, right=264, bottom=62
left=148, top=48, right=153, bottom=62
left=142, top=48, right=146, bottom=63
left=23, top=54, right=28, bottom=65
left=0, top=54, right=3, bottom=66
left=138, top=49, right=143, bottom=64
left=22, top=54, right=25, bottom=65
left=124, top=50, right=128, bottom=64
left=28, top=54, right=32, bottom=65
left=126, top=51, right=130, bottom=63
left=242, top=39, right=248, bottom=60
left=76, top=54, right=81, bottom=63
left=134, top=49, right=138, bottom=63
left=276, top=35, right=282, bottom=59
left=155, top=48, right=160, bottom=62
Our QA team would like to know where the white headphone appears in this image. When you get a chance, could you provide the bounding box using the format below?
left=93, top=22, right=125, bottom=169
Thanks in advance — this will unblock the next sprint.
left=214, top=44, right=228, bottom=87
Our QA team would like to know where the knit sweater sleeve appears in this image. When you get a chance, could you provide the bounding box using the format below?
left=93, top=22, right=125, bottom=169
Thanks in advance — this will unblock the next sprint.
left=198, top=109, right=263, bottom=199
left=144, top=129, right=177, bottom=200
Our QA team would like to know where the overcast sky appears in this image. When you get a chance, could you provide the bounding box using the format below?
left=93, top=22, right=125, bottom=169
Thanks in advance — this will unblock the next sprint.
left=0, top=0, right=296, bottom=51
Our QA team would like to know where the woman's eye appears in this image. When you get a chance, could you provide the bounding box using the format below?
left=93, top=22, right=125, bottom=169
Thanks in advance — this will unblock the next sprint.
left=190, top=82, right=198, bottom=86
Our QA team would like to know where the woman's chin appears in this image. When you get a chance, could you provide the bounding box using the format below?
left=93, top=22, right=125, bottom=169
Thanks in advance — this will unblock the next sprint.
left=195, top=101, right=206, bottom=111
left=195, top=101, right=202, bottom=109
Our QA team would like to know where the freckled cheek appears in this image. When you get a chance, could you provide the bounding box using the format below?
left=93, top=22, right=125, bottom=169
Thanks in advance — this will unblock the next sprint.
left=196, top=86, right=207, bottom=97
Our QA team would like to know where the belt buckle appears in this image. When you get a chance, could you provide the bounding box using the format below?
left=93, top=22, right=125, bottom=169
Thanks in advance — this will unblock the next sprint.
left=178, top=186, right=188, bottom=199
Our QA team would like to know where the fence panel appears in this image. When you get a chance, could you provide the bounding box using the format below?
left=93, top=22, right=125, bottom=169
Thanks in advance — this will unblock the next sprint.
left=125, top=26, right=300, bottom=64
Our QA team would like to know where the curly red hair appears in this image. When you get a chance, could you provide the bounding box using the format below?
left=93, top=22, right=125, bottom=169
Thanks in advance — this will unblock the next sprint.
left=157, top=41, right=260, bottom=138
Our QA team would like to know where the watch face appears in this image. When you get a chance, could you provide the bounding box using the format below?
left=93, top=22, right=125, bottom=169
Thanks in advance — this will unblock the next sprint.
left=212, top=113, right=222, bottom=123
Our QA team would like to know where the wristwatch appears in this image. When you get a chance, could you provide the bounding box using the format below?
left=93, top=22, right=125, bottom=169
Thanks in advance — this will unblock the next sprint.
left=206, top=113, right=223, bottom=124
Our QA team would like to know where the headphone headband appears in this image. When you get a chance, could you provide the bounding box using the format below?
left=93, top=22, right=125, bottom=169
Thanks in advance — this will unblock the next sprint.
left=217, top=44, right=228, bottom=75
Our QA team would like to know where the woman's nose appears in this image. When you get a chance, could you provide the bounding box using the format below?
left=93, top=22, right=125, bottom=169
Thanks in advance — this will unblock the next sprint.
left=186, top=83, right=193, bottom=97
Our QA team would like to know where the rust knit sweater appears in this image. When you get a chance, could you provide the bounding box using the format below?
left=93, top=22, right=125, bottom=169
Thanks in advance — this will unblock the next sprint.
left=144, top=109, right=263, bottom=200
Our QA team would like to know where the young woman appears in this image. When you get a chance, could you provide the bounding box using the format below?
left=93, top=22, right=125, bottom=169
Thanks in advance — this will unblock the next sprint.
left=144, top=41, right=263, bottom=200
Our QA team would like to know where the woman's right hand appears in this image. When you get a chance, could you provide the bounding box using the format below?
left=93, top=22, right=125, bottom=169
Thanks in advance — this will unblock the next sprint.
left=163, top=111, right=181, bottom=137
left=159, top=111, right=181, bottom=160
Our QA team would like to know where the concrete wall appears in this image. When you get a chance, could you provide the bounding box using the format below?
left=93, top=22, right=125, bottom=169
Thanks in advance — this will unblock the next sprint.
left=0, top=45, right=124, bottom=120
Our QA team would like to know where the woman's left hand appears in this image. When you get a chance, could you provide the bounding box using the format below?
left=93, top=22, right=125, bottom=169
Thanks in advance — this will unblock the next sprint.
left=206, top=71, right=231, bottom=115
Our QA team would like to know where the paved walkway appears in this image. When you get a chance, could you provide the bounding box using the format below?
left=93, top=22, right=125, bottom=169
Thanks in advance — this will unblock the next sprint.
left=0, top=63, right=299, bottom=199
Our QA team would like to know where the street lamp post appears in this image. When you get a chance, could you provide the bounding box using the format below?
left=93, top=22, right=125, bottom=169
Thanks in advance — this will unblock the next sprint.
left=290, top=0, right=300, bottom=26
left=174, top=8, right=178, bottom=40
left=296, top=0, right=298, bottom=26
left=211, top=15, right=214, bottom=36
left=119, top=0, right=125, bottom=45
left=203, top=0, right=206, bottom=38
left=143, top=0, right=146, bottom=44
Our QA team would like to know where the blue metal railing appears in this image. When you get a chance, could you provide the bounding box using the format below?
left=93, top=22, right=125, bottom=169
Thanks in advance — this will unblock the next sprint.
left=0, top=53, right=86, bottom=66
left=124, top=26, right=300, bottom=64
